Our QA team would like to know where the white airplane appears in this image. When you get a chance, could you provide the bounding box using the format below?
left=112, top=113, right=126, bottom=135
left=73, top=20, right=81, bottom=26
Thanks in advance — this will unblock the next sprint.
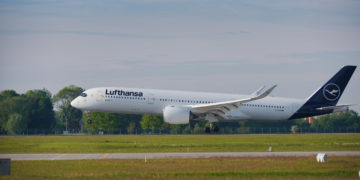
left=71, top=66, right=356, bottom=131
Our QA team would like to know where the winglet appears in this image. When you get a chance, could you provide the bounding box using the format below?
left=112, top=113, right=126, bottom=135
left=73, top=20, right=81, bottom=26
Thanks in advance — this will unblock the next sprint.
left=257, top=85, right=277, bottom=99
left=251, top=85, right=266, bottom=96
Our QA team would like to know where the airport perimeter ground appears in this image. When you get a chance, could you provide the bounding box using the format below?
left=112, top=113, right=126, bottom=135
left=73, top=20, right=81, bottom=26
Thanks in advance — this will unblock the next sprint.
left=1, top=134, right=360, bottom=179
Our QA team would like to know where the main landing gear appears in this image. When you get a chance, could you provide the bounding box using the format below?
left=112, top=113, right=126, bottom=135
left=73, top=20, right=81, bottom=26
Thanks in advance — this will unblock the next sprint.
left=205, top=123, right=219, bottom=133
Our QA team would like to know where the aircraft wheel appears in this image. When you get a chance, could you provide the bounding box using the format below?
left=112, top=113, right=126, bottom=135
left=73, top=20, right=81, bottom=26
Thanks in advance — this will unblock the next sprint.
left=205, top=126, right=211, bottom=133
left=213, top=126, right=220, bottom=133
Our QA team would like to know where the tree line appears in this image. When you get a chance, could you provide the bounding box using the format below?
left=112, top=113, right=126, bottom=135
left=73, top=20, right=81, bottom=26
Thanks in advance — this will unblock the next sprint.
left=0, top=85, right=359, bottom=135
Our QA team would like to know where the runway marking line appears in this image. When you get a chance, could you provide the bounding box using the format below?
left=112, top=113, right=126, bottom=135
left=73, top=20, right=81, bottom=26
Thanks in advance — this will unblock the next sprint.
left=101, top=153, right=109, bottom=159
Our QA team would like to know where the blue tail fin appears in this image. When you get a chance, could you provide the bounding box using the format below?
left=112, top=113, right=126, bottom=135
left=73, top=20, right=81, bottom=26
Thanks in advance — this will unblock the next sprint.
left=289, top=65, right=356, bottom=119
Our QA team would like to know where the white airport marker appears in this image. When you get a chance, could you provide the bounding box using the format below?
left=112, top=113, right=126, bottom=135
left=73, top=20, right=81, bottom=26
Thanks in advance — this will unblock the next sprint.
left=316, top=153, right=327, bottom=163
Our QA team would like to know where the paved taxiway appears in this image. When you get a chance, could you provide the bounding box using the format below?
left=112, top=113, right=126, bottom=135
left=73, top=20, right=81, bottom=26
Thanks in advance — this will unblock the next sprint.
left=1, top=151, right=360, bottom=160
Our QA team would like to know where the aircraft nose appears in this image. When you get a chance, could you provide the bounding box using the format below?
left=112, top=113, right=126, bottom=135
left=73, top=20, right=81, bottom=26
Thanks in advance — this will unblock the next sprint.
left=71, top=98, right=79, bottom=108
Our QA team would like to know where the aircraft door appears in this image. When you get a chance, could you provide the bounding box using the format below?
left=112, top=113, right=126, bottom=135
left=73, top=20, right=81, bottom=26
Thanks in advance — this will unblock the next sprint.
left=147, top=94, right=156, bottom=104
left=96, top=90, right=104, bottom=102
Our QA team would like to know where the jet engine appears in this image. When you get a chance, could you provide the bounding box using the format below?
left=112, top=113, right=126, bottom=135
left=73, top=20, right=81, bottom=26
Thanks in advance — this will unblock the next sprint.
left=163, top=106, right=191, bottom=124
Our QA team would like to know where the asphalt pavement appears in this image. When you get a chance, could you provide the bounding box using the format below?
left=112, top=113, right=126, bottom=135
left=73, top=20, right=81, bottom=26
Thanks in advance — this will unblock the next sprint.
left=1, top=151, right=359, bottom=160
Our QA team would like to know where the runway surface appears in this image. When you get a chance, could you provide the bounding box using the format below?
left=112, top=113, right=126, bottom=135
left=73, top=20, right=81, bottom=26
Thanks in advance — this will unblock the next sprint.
left=1, top=151, right=360, bottom=160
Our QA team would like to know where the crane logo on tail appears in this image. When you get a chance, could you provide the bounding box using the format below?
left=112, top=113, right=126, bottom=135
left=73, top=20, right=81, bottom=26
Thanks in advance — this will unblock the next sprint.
left=323, top=83, right=340, bottom=101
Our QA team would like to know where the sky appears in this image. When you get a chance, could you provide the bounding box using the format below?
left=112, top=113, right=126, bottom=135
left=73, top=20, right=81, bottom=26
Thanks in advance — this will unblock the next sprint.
left=0, top=0, right=359, bottom=112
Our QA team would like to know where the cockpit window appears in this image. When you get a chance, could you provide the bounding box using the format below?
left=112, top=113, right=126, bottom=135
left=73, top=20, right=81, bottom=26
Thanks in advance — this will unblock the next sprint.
left=80, top=93, right=87, bottom=97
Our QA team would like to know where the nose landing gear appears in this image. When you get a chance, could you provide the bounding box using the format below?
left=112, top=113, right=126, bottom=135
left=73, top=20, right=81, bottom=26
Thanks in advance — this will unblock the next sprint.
left=85, top=110, right=92, bottom=124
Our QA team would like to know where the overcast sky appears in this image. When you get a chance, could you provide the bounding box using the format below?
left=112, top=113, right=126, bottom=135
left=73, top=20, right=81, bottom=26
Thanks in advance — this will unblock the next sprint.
left=0, top=0, right=359, bottom=112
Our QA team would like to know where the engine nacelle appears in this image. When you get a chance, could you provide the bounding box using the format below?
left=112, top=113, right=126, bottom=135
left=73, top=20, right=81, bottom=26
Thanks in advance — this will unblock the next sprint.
left=163, top=106, right=190, bottom=124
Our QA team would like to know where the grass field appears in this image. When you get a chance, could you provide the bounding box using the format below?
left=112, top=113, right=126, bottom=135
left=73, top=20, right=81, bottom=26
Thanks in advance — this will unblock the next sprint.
left=0, top=156, right=359, bottom=179
left=0, top=134, right=359, bottom=153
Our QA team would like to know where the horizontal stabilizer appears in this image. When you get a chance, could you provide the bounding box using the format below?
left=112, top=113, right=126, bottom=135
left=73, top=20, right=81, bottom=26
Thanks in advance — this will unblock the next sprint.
left=316, top=104, right=353, bottom=112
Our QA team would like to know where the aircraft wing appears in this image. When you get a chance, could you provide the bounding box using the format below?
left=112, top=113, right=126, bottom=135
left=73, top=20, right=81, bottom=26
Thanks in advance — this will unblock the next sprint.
left=190, top=85, right=277, bottom=116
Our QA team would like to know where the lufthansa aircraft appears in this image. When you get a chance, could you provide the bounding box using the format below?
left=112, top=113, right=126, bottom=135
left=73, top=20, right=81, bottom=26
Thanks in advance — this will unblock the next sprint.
left=71, top=66, right=356, bottom=129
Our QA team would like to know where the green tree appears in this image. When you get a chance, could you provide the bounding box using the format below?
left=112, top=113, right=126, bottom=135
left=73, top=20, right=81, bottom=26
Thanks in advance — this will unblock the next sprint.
left=290, top=125, right=299, bottom=134
left=311, top=110, right=360, bottom=130
left=127, top=122, right=136, bottom=134
left=84, top=112, right=140, bottom=134
left=169, top=124, right=182, bottom=134
left=140, top=115, right=164, bottom=133
left=6, top=113, right=26, bottom=135
left=182, top=125, right=192, bottom=134
left=0, top=90, right=30, bottom=134
left=0, top=90, right=19, bottom=101
left=294, top=118, right=310, bottom=129
left=193, top=123, right=202, bottom=134
left=52, top=85, right=84, bottom=131
left=237, top=121, right=250, bottom=133
left=25, top=89, right=55, bottom=130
